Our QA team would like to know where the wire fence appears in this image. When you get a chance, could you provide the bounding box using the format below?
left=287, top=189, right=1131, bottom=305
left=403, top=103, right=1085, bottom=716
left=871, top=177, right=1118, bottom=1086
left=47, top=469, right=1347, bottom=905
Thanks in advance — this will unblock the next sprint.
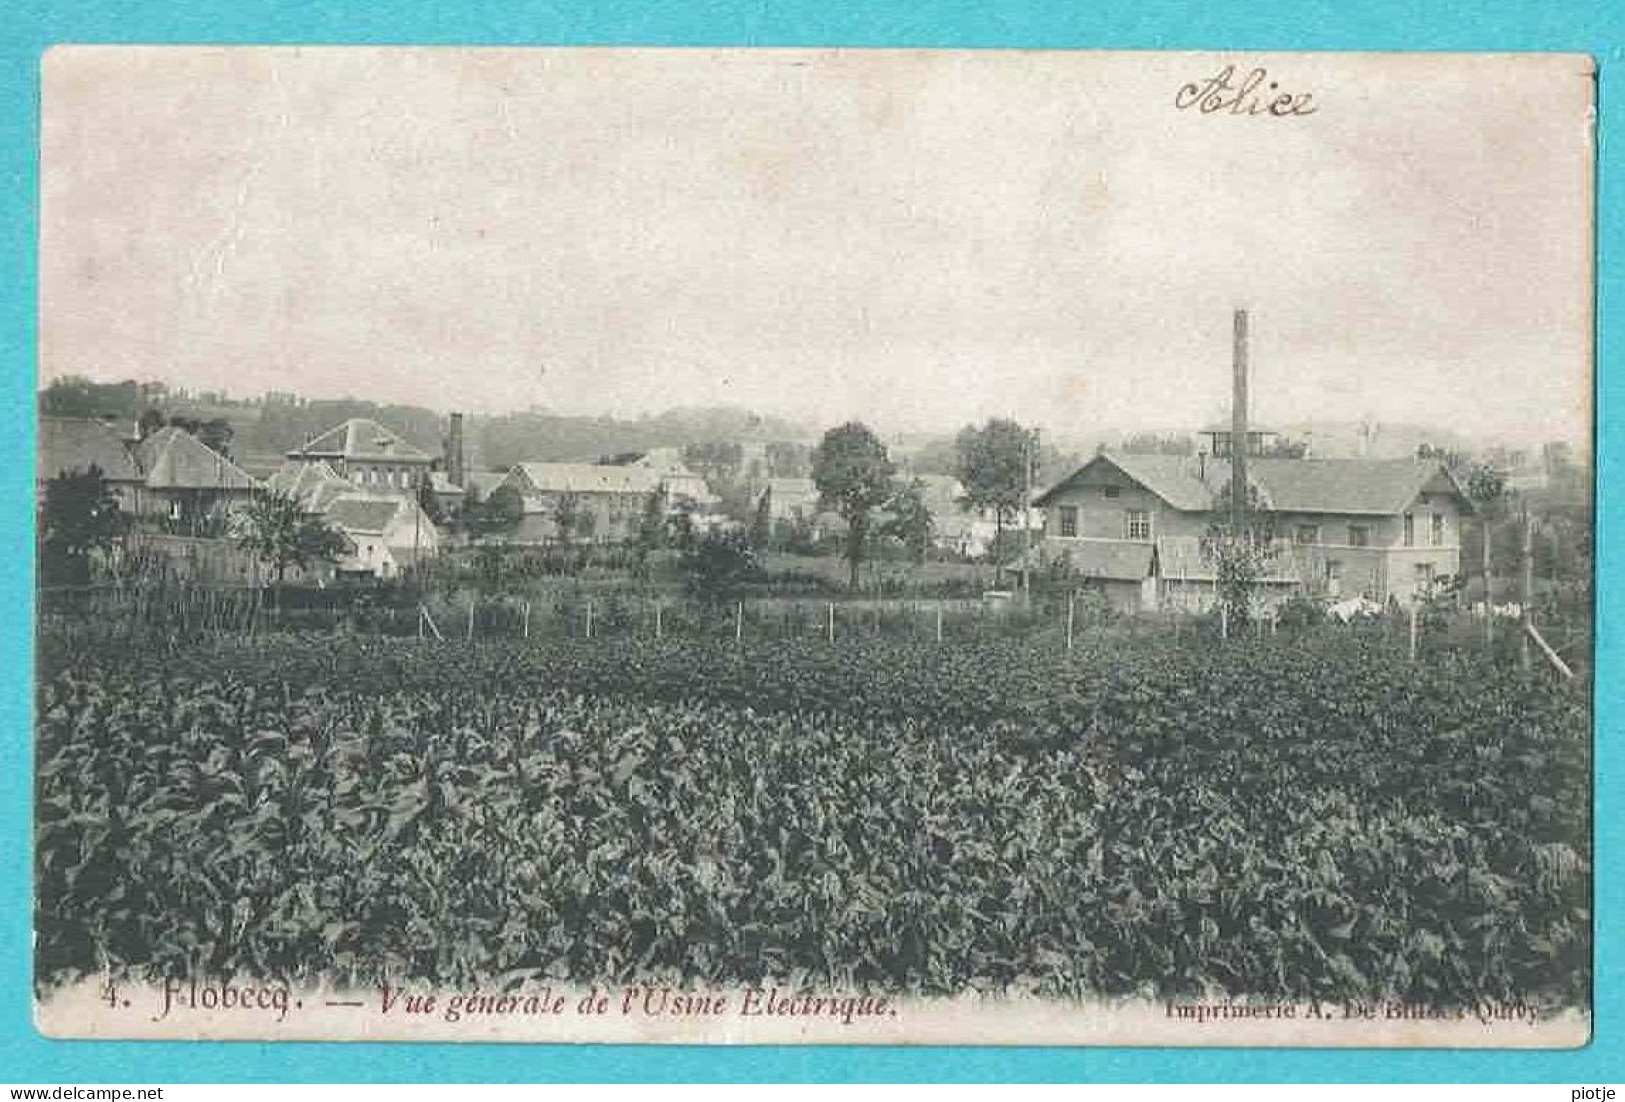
left=35, top=580, right=1591, bottom=678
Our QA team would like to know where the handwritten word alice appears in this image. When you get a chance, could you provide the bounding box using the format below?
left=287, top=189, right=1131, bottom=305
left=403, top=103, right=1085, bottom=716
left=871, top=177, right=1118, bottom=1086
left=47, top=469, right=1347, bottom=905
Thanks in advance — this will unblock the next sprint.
left=1175, top=65, right=1317, bottom=117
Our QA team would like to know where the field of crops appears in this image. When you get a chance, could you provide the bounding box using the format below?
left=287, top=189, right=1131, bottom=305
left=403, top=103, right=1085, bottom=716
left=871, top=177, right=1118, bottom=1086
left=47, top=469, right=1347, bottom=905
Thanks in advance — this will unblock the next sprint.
left=35, top=629, right=1589, bottom=1007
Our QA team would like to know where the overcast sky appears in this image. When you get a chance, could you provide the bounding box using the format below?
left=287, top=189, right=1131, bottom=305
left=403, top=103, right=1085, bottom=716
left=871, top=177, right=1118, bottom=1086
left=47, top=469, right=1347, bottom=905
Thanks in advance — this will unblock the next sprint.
left=41, top=47, right=1594, bottom=445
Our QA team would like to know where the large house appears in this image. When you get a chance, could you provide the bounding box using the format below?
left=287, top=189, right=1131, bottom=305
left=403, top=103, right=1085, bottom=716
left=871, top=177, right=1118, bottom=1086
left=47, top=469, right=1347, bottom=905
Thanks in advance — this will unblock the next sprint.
left=130, top=426, right=259, bottom=523
left=1035, top=449, right=1473, bottom=613
left=285, top=417, right=434, bottom=491
left=38, top=417, right=259, bottom=524
left=37, top=417, right=146, bottom=509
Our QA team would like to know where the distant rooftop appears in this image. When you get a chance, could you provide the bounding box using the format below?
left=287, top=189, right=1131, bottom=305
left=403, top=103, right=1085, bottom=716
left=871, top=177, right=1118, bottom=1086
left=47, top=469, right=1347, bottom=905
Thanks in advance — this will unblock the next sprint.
left=287, top=417, right=432, bottom=464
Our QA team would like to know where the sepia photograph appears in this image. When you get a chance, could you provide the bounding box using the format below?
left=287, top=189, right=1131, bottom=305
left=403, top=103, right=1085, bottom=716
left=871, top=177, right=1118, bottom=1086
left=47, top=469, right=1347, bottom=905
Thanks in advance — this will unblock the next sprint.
left=32, top=46, right=1594, bottom=1046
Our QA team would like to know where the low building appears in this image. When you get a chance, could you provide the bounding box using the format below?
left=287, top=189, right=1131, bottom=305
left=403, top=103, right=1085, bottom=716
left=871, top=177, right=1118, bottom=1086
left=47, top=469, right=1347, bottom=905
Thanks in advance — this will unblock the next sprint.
left=606, top=448, right=719, bottom=508
left=1036, top=450, right=1473, bottom=613
left=323, top=494, right=440, bottom=579
left=265, top=460, right=438, bottom=578
left=496, top=462, right=665, bottom=544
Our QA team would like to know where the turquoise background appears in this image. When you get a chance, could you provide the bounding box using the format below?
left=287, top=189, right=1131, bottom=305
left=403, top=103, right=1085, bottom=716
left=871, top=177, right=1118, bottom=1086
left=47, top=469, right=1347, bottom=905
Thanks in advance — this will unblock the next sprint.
left=1, top=0, right=1618, bottom=1083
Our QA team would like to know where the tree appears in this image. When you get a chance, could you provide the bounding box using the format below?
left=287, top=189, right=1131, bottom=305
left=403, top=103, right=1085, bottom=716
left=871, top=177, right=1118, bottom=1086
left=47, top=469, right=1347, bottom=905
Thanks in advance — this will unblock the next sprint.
left=683, top=442, right=744, bottom=488
left=682, top=528, right=760, bottom=607
left=466, top=485, right=524, bottom=543
left=749, top=487, right=773, bottom=554
left=953, top=418, right=1038, bottom=586
left=553, top=492, right=582, bottom=545
left=234, top=491, right=348, bottom=583
left=137, top=408, right=165, bottom=440
left=1121, top=432, right=1194, bottom=456
left=1201, top=480, right=1277, bottom=628
left=38, top=466, right=127, bottom=585
left=667, top=498, right=699, bottom=552
left=883, top=479, right=934, bottom=565
left=198, top=417, right=235, bottom=458
left=764, top=442, right=811, bottom=478
left=635, top=487, right=668, bottom=560
left=812, top=422, right=896, bottom=588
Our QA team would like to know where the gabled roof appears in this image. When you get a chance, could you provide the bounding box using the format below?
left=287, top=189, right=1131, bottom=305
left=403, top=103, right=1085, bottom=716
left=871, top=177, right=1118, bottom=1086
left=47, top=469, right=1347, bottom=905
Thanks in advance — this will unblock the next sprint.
left=132, top=427, right=259, bottom=491
left=287, top=418, right=432, bottom=464
left=1035, top=453, right=1213, bottom=511
left=265, top=461, right=358, bottom=513
left=1243, top=458, right=1471, bottom=516
left=507, top=462, right=663, bottom=496
left=324, top=495, right=405, bottom=536
left=1037, top=451, right=1471, bottom=517
left=37, top=417, right=142, bottom=483
left=465, top=470, right=509, bottom=498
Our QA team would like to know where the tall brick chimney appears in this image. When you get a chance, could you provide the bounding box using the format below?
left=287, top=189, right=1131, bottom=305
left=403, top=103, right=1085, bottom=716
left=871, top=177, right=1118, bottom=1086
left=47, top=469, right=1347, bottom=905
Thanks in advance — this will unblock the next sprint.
left=445, top=412, right=466, bottom=488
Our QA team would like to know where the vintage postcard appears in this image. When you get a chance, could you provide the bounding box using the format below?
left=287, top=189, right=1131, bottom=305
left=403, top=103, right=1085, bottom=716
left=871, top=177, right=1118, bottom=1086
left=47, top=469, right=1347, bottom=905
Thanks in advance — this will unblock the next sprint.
left=33, top=47, right=1593, bottom=1046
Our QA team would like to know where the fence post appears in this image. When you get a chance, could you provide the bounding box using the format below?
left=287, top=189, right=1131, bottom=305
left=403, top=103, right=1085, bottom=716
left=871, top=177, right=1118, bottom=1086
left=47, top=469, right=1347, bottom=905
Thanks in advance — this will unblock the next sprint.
left=467, top=597, right=475, bottom=641
left=827, top=601, right=835, bottom=644
left=936, top=605, right=943, bottom=644
left=586, top=600, right=595, bottom=640
left=735, top=601, right=743, bottom=644
left=1520, top=509, right=1533, bottom=672
left=1408, top=603, right=1418, bottom=662
left=1220, top=603, right=1229, bottom=642
left=1525, top=620, right=1575, bottom=679
left=655, top=601, right=663, bottom=640
left=522, top=600, right=531, bottom=640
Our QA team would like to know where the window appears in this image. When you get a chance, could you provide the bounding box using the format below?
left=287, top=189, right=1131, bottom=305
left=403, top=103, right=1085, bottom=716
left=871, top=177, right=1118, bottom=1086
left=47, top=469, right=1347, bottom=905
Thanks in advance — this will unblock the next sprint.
left=1058, top=506, right=1078, bottom=538
left=1415, top=562, right=1435, bottom=591
left=1347, top=525, right=1369, bottom=547
left=1294, top=524, right=1319, bottom=545
left=1403, top=512, right=1415, bottom=546
left=1431, top=513, right=1445, bottom=547
left=1125, top=509, right=1151, bottom=540
left=1103, top=486, right=1120, bottom=499
left=1325, top=560, right=1342, bottom=594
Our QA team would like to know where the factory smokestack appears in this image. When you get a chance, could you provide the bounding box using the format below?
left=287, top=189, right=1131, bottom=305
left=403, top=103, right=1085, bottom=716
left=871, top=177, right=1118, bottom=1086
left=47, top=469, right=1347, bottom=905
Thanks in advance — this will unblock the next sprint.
left=1231, top=309, right=1249, bottom=535
left=445, top=412, right=466, bottom=488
